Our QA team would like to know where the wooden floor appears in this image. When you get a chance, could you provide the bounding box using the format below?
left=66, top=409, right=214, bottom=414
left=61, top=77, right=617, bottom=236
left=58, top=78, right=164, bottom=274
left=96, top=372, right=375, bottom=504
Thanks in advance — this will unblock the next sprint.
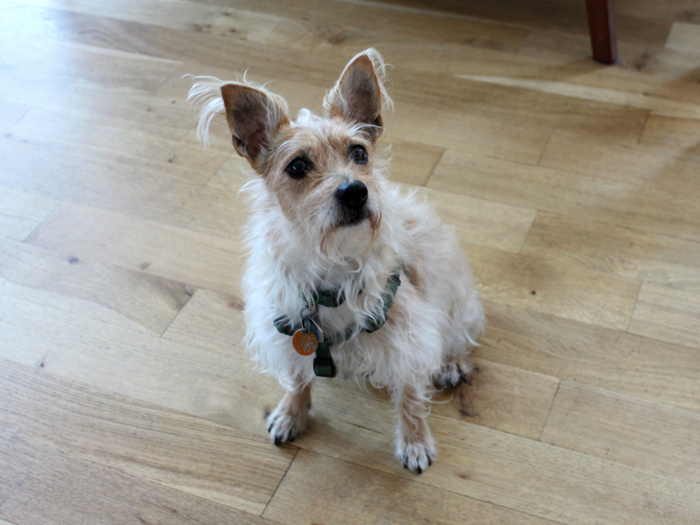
left=2, top=0, right=700, bottom=523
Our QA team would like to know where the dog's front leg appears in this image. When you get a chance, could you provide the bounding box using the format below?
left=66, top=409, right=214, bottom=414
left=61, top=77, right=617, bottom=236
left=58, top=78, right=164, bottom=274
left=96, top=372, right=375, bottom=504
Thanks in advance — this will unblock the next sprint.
left=393, top=381, right=436, bottom=473
left=267, top=376, right=312, bottom=446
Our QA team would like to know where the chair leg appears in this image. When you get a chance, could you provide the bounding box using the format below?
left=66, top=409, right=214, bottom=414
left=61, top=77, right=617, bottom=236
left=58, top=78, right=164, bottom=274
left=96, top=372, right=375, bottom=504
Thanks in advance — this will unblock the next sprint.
left=585, top=0, right=618, bottom=64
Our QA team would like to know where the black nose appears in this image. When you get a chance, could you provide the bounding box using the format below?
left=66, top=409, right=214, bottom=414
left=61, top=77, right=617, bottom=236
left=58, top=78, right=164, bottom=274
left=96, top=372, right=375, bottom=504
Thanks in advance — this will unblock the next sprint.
left=335, top=180, right=368, bottom=210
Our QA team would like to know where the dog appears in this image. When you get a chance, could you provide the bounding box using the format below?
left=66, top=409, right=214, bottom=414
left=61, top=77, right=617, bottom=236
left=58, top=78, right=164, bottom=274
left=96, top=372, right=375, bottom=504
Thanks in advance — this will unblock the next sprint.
left=189, top=48, right=484, bottom=473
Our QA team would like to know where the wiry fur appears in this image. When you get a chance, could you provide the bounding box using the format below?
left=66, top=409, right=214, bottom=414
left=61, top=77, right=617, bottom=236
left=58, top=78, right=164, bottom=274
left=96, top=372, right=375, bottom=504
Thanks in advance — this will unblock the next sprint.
left=189, top=48, right=485, bottom=473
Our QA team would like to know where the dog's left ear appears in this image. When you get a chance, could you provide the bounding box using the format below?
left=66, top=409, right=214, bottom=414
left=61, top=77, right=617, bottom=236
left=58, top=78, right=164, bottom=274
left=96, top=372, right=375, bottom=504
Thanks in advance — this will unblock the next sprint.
left=324, top=49, right=390, bottom=143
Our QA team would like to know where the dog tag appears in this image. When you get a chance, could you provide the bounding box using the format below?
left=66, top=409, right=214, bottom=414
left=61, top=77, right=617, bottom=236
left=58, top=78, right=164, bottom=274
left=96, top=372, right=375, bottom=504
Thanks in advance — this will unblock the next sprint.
left=292, top=329, right=318, bottom=356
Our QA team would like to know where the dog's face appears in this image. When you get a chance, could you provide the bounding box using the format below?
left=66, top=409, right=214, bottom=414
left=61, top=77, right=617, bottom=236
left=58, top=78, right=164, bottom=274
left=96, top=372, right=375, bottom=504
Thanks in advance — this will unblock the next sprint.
left=220, top=51, right=389, bottom=256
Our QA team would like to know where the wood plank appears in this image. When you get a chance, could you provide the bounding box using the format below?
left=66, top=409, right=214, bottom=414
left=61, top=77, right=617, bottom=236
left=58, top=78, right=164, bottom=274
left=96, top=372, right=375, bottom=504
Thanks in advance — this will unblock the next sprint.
left=165, top=288, right=559, bottom=440
left=24, top=202, right=245, bottom=296
left=467, top=244, right=640, bottom=330
left=0, top=187, right=58, bottom=241
left=522, top=211, right=700, bottom=291
left=380, top=138, right=444, bottom=186
left=0, top=100, right=31, bottom=134
left=9, top=0, right=530, bottom=52
left=628, top=283, right=700, bottom=349
left=641, top=114, right=700, bottom=153
left=0, top=434, right=274, bottom=525
left=10, top=108, right=230, bottom=185
left=540, top=132, right=700, bottom=193
left=479, top=299, right=700, bottom=412
left=6, top=3, right=612, bottom=156
left=430, top=358, right=559, bottom=440
left=263, top=450, right=559, bottom=525
left=541, top=381, right=700, bottom=483
left=429, top=149, right=700, bottom=242
left=456, top=74, right=700, bottom=119
left=666, top=21, right=700, bottom=53
left=405, top=185, right=537, bottom=253
left=385, top=101, right=550, bottom=165
left=14, top=0, right=652, bottom=146
left=3, top=289, right=699, bottom=524
left=0, top=33, right=181, bottom=93
left=0, top=359, right=294, bottom=515
left=268, top=420, right=700, bottom=525
left=0, top=238, right=194, bottom=334
left=0, top=138, right=247, bottom=239
left=348, top=0, right=672, bottom=47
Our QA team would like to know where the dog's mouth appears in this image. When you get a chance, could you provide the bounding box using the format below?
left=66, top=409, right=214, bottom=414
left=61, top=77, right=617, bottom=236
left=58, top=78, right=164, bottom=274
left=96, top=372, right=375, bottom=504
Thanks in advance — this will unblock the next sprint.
left=336, top=214, right=368, bottom=228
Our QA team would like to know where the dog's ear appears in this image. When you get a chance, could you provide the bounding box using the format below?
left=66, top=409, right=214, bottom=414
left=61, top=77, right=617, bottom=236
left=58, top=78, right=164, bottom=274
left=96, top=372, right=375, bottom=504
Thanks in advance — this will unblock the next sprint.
left=221, top=84, right=290, bottom=171
left=324, top=49, right=390, bottom=142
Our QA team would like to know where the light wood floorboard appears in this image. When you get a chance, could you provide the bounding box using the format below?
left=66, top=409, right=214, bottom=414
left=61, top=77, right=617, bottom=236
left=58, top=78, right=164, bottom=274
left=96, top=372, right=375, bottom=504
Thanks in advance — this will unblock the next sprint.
left=2, top=0, right=700, bottom=523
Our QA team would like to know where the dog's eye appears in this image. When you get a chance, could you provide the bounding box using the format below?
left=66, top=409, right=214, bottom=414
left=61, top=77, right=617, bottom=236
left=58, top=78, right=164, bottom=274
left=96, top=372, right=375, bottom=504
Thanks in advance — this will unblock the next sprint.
left=350, top=145, right=368, bottom=165
left=285, top=157, right=309, bottom=179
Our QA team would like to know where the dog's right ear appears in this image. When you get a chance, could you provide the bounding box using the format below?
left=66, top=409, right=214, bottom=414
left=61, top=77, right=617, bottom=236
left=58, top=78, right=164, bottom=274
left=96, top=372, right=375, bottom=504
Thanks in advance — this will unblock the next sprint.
left=189, top=77, right=290, bottom=173
left=221, top=84, right=290, bottom=171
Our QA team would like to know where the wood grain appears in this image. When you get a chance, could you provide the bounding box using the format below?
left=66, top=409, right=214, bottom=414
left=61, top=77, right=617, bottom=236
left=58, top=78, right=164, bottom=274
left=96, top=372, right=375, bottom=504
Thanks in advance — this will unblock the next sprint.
left=270, top=422, right=700, bottom=525
left=264, top=450, right=559, bottom=525
left=25, top=202, right=245, bottom=295
left=0, top=139, right=246, bottom=239
left=666, top=21, right=700, bottom=52
left=0, top=359, right=295, bottom=515
left=404, top=185, right=537, bottom=253
left=467, top=244, right=640, bottom=330
left=0, top=432, right=275, bottom=525
left=522, top=211, right=700, bottom=291
left=641, top=114, right=700, bottom=154
left=479, top=300, right=700, bottom=412
left=10, top=108, right=231, bottom=185
left=628, top=283, right=700, bottom=349
left=429, top=149, right=700, bottom=242
left=3, top=0, right=700, bottom=522
left=0, top=187, right=58, bottom=241
left=541, top=381, right=700, bottom=483
left=0, top=238, right=194, bottom=334
left=540, top=132, right=700, bottom=193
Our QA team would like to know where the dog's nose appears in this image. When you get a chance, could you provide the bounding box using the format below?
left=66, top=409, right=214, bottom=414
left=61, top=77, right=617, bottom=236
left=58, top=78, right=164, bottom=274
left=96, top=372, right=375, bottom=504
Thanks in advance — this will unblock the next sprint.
left=336, top=180, right=368, bottom=210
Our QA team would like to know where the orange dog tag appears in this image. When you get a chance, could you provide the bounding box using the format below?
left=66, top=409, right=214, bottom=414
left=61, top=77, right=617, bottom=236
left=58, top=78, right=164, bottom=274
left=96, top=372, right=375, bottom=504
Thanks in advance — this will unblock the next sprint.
left=292, top=329, right=318, bottom=356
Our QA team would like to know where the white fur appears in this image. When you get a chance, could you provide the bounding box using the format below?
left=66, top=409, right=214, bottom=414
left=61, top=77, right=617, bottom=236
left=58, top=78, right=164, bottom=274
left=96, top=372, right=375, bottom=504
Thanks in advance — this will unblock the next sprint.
left=190, top=49, right=485, bottom=473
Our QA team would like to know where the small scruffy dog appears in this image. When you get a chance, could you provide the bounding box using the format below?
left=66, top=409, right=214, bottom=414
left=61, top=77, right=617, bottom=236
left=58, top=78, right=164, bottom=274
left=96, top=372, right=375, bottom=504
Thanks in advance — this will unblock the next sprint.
left=190, top=49, right=484, bottom=473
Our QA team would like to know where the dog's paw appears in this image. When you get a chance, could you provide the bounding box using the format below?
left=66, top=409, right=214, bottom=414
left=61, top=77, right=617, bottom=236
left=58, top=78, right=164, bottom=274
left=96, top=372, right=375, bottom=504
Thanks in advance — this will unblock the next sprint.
left=266, top=405, right=307, bottom=446
left=436, top=357, right=474, bottom=390
left=397, top=440, right=436, bottom=474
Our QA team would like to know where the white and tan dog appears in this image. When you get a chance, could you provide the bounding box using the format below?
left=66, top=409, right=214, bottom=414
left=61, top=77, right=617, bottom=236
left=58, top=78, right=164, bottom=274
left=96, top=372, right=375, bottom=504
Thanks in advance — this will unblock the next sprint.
left=190, top=49, right=484, bottom=473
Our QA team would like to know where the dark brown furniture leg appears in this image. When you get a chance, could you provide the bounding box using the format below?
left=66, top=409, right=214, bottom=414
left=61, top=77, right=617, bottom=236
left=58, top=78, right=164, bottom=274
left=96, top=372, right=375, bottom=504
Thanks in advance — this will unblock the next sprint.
left=585, top=0, right=618, bottom=64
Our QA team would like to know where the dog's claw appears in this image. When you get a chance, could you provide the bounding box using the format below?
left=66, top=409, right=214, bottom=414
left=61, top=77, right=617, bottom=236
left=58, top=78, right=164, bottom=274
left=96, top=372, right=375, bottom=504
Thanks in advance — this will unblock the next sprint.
left=428, top=456, right=432, bottom=466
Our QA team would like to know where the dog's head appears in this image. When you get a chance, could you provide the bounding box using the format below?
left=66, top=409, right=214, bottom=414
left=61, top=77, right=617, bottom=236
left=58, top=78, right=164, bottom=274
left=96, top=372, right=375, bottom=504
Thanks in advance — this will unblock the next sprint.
left=192, top=49, right=392, bottom=259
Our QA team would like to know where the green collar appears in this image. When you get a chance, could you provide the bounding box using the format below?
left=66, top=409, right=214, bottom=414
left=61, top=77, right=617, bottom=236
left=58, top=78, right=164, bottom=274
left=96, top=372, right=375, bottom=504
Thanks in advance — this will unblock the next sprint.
left=274, top=267, right=402, bottom=378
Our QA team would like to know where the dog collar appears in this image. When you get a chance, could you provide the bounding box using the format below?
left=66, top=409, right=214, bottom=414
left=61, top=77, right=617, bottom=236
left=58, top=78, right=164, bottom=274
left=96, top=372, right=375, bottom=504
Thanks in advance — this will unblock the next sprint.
left=273, top=267, right=402, bottom=378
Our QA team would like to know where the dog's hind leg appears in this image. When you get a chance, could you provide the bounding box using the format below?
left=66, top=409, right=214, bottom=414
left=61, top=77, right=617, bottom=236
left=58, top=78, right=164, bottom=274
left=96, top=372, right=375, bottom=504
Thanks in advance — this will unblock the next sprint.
left=435, top=290, right=484, bottom=389
left=266, top=376, right=312, bottom=446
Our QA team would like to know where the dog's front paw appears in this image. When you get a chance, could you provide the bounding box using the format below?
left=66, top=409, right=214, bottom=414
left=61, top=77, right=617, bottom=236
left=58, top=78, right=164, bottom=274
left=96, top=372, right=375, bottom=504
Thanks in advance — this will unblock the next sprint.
left=436, top=356, right=474, bottom=390
left=266, top=405, right=307, bottom=446
left=397, top=440, right=436, bottom=474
